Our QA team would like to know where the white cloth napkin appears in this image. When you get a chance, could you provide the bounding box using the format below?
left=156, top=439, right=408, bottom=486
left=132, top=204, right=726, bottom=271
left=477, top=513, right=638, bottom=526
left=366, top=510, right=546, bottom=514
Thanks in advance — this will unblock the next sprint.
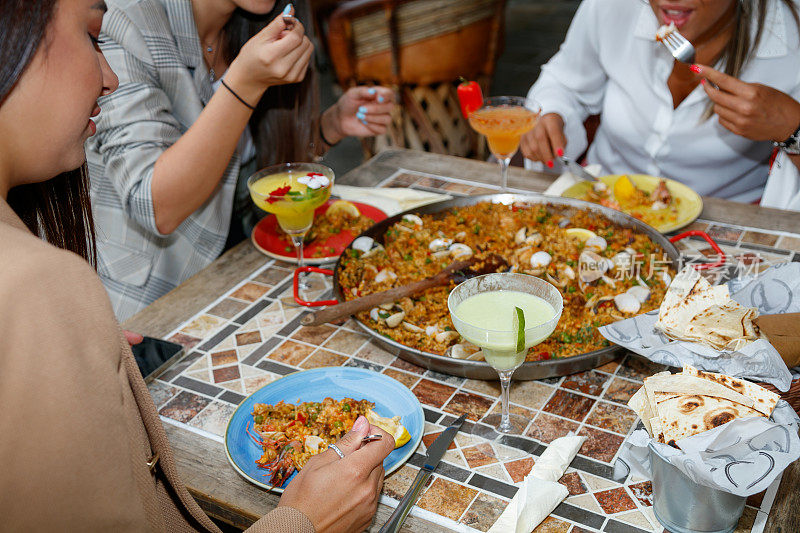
left=543, top=164, right=603, bottom=196
left=332, top=185, right=452, bottom=216
left=488, top=435, right=586, bottom=533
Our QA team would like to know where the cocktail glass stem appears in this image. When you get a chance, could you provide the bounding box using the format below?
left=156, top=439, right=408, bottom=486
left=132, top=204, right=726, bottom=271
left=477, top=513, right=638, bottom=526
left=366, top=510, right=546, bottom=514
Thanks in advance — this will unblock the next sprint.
left=496, top=368, right=515, bottom=433
left=499, top=156, right=511, bottom=192
left=290, top=234, right=309, bottom=290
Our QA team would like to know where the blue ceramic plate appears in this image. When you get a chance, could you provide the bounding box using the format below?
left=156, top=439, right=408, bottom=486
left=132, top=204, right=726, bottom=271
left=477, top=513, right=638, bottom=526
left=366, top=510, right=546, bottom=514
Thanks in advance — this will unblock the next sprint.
left=224, top=366, right=424, bottom=492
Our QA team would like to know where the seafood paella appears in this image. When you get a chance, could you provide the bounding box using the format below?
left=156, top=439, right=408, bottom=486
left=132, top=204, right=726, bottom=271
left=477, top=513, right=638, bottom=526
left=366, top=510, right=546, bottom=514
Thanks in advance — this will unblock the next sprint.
left=338, top=201, right=675, bottom=361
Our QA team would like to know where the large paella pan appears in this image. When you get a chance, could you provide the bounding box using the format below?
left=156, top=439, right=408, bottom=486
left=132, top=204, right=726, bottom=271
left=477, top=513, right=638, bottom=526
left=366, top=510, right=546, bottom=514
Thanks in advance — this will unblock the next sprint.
left=302, top=194, right=680, bottom=380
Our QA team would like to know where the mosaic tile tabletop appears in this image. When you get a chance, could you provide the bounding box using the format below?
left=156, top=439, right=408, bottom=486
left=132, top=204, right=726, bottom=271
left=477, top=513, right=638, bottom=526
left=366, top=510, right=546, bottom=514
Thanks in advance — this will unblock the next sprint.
left=149, top=169, right=800, bottom=533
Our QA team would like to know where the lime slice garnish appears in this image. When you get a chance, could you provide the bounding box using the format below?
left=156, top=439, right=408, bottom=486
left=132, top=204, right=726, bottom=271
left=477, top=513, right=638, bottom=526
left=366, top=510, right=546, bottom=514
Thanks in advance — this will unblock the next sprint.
left=513, top=306, right=525, bottom=353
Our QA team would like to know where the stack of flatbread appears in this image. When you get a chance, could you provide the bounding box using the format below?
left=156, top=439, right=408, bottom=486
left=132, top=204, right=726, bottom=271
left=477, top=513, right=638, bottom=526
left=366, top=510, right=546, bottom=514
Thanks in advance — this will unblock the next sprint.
left=628, top=365, right=779, bottom=447
left=655, top=266, right=760, bottom=351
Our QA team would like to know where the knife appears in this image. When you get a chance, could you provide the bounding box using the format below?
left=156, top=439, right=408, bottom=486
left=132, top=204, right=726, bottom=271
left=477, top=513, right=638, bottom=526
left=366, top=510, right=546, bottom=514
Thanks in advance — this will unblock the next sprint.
left=560, top=156, right=598, bottom=182
left=378, top=414, right=467, bottom=533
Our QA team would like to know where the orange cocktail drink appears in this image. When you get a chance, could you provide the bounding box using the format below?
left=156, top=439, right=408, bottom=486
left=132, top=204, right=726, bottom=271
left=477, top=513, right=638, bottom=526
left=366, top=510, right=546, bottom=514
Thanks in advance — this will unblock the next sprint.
left=468, top=96, right=540, bottom=191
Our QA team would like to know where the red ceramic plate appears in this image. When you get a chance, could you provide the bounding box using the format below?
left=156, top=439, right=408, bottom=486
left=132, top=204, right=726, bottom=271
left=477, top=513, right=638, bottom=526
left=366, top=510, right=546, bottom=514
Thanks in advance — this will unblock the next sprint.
left=251, top=200, right=387, bottom=264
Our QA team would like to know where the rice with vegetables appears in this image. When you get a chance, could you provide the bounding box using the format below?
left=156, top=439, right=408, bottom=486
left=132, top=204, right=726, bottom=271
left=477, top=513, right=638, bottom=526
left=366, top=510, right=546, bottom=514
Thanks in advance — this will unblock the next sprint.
left=337, top=201, right=674, bottom=361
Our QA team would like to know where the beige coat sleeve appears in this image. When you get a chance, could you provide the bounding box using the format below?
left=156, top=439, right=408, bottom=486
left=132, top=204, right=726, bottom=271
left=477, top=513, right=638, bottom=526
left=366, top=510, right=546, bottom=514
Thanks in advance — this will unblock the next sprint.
left=247, top=506, right=315, bottom=533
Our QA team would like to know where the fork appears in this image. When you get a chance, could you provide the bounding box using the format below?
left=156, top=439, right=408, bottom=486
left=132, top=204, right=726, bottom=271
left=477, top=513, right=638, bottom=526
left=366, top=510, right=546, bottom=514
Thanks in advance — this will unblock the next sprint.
left=660, top=29, right=720, bottom=89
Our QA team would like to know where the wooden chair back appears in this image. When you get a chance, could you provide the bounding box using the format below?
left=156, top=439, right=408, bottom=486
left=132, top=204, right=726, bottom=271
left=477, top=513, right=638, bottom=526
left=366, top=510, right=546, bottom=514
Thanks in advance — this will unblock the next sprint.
left=325, top=0, right=506, bottom=158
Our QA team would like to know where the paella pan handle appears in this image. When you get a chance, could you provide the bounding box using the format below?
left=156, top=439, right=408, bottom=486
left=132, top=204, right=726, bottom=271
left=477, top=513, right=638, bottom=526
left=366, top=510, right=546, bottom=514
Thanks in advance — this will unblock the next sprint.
left=669, top=230, right=726, bottom=271
left=293, top=266, right=338, bottom=307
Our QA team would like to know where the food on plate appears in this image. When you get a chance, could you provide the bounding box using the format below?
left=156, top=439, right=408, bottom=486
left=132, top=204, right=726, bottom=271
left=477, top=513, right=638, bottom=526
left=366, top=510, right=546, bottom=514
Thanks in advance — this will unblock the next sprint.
left=337, top=201, right=674, bottom=361
left=628, top=365, right=779, bottom=447
left=366, top=410, right=412, bottom=448
left=276, top=200, right=374, bottom=258
left=247, top=398, right=408, bottom=486
left=655, top=266, right=760, bottom=350
left=576, top=175, right=680, bottom=229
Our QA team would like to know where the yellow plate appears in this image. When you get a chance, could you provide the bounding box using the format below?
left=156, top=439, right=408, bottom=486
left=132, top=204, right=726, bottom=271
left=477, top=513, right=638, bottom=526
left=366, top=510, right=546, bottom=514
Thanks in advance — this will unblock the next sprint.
left=561, top=174, right=703, bottom=233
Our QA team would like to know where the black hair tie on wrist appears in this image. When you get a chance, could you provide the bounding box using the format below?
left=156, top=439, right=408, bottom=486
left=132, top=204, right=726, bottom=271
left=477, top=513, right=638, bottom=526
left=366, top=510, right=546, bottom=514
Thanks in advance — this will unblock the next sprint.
left=319, top=121, right=340, bottom=147
left=220, top=79, right=255, bottom=111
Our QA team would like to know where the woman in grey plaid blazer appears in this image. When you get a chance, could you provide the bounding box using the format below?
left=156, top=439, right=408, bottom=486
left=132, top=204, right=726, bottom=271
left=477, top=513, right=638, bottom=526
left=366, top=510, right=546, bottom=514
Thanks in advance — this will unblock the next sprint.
left=86, top=0, right=395, bottom=320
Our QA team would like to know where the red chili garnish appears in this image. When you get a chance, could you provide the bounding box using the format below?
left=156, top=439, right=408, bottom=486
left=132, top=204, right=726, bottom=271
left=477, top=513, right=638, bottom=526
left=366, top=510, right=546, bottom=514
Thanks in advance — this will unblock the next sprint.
left=266, top=185, right=291, bottom=203
left=456, top=77, right=483, bottom=119
left=538, top=352, right=551, bottom=360
left=307, top=172, right=324, bottom=177
left=296, top=412, right=307, bottom=424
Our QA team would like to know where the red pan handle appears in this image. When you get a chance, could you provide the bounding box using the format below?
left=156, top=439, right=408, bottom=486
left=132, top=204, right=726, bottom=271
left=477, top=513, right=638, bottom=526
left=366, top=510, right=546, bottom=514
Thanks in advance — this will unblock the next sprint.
left=293, top=267, right=338, bottom=307
left=669, top=230, right=726, bottom=271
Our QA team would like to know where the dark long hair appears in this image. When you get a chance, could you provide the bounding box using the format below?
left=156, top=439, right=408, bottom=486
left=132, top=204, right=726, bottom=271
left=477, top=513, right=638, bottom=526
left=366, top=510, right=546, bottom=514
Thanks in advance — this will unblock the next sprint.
left=1, top=0, right=97, bottom=266
left=222, top=0, right=320, bottom=167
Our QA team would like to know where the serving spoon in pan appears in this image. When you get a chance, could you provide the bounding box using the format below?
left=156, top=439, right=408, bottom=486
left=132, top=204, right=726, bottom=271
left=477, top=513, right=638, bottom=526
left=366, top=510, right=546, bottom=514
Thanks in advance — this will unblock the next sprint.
left=300, top=254, right=509, bottom=327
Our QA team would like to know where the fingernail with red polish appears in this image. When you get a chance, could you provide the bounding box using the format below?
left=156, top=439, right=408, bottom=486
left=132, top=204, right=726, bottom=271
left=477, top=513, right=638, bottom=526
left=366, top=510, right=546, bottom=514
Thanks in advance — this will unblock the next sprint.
left=690, top=64, right=701, bottom=74
left=546, top=160, right=554, bottom=168
left=700, top=79, right=706, bottom=85
left=556, top=148, right=564, bottom=157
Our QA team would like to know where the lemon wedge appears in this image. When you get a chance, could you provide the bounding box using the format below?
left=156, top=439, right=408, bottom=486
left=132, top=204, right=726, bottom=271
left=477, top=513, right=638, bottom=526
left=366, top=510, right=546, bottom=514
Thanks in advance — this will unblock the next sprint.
left=366, top=410, right=411, bottom=448
left=326, top=200, right=360, bottom=218
left=613, top=175, right=639, bottom=203
left=565, top=227, right=597, bottom=242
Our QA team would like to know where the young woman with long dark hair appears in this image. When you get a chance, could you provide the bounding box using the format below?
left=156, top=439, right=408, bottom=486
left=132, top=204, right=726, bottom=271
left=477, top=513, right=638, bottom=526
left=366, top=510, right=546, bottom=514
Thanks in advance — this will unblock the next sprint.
left=0, top=1, right=393, bottom=530
left=85, top=0, right=395, bottom=320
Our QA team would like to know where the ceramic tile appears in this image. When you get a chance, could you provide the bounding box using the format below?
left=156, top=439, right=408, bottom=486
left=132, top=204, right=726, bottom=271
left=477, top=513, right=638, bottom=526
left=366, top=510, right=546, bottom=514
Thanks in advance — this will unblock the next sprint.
left=444, top=181, right=475, bottom=194
left=391, top=357, right=427, bottom=374
left=604, top=377, right=641, bottom=405
left=382, top=464, right=432, bottom=500
left=214, top=336, right=236, bottom=351
left=492, top=443, right=527, bottom=462
left=230, top=282, right=270, bottom=302
left=542, top=389, right=595, bottom=422
left=581, top=473, right=618, bottom=492
left=243, top=374, right=277, bottom=394
left=412, top=379, right=457, bottom=408
left=567, top=493, right=604, bottom=514
left=168, top=332, right=202, bottom=350
left=615, top=356, right=667, bottom=382
left=235, top=331, right=261, bottom=346
left=527, top=413, right=579, bottom=443
left=462, top=443, right=498, bottom=468
left=207, top=298, right=249, bottom=319
left=488, top=401, right=535, bottom=422
left=180, top=314, right=225, bottom=338
left=186, top=369, right=211, bottom=382
left=291, top=324, right=337, bottom=345
left=640, top=506, right=658, bottom=530
left=559, top=471, right=588, bottom=495
left=299, top=349, right=348, bottom=369
left=323, top=329, right=370, bottom=355
left=268, top=340, right=315, bottom=366
left=594, top=487, right=636, bottom=514
left=776, top=235, right=800, bottom=252
left=615, top=510, right=653, bottom=530
left=381, top=368, right=420, bottom=389
left=159, top=391, right=212, bottom=423
left=741, top=231, right=779, bottom=247
left=706, top=225, right=743, bottom=242
left=443, top=449, right=468, bottom=468
left=628, top=481, right=653, bottom=507
left=561, top=371, right=609, bottom=397
left=746, top=490, right=766, bottom=509
left=213, top=365, right=241, bottom=383
left=445, top=392, right=494, bottom=421
left=462, top=379, right=501, bottom=397
left=188, top=354, right=209, bottom=371
left=211, top=349, right=238, bottom=367
left=504, top=456, right=535, bottom=483
left=459, top=492, right=508, bottom=532
left=734, top=506, right=758, bottom=532
left=416, top=477, right=478, bottom=521
left=474, top=463, right=512, bottom=484
left=252, top=267, right=292, bottom=286
left=585, top=401, right=637, bottom=435
left=189, top=401, right=236, bottom=436
left=148, top=381, right=180, bottom=408
left=578, top=427, right=624, bottom=463
left=533, top=516, right=571, bottom=532
left=355, top=343, right=396, bottom=365
left=220, top=380, right=244, bottom=393
left=510, top=380, right=555, bottom=410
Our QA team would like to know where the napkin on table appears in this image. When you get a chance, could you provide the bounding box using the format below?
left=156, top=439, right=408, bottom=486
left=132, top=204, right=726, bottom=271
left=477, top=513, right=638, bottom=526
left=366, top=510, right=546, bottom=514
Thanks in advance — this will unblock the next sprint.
left=332, top=185, right=451, bottom=217
left=488, top=435, right=586, bottom=533
left=543, top=165, right=603, bottom=196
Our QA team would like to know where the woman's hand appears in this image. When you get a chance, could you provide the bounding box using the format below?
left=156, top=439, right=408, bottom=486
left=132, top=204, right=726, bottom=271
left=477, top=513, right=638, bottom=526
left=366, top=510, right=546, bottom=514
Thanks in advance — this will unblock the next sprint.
left=320, top=86, right=396, bottom=145
left=695, top=64, right=800, bottom=142
left=225, top=10, right=314, bottom=104
left=277, top=415, right=394, bottom=533
left=123, top=330, right=143, bottom=345
left=520, top=112, right=567, bottom=168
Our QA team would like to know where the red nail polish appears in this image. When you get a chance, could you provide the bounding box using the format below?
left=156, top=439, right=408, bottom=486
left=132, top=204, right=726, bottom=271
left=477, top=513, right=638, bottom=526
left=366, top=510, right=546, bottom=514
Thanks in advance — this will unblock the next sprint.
left=690, top=64, right=701, bottom=74
left=700, top=79, right=706, bottom=85
left=546, top=160, right=554, bottom=168
left=556, top=148, right=564, bottom=157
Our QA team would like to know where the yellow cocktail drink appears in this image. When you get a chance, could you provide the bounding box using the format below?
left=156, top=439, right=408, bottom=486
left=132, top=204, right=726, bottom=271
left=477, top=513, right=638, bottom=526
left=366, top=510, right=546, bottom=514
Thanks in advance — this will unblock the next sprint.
left=249, top=172, right=332, bottom=234
left=468, top=106, right=538, bottom=158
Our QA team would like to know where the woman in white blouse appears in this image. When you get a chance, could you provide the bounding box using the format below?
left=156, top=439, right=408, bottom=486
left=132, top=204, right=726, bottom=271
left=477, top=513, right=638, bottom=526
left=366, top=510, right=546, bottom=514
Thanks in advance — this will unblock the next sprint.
left=522, top=0, right=800, bottom=207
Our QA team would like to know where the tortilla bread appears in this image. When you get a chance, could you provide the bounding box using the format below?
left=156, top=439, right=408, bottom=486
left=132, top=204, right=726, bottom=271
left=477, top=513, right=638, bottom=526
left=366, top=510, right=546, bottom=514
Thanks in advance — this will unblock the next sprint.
left=656, top=394, right=763, bottom=444
left=655, top=266, right=730, bottom=337
left=682, top=301, right=759, bottom=350
left=681, top=365, right=778, bottom=416
left=628, top=387, right=654, bottom=435
left=642, top=373, right=755, bottom=409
